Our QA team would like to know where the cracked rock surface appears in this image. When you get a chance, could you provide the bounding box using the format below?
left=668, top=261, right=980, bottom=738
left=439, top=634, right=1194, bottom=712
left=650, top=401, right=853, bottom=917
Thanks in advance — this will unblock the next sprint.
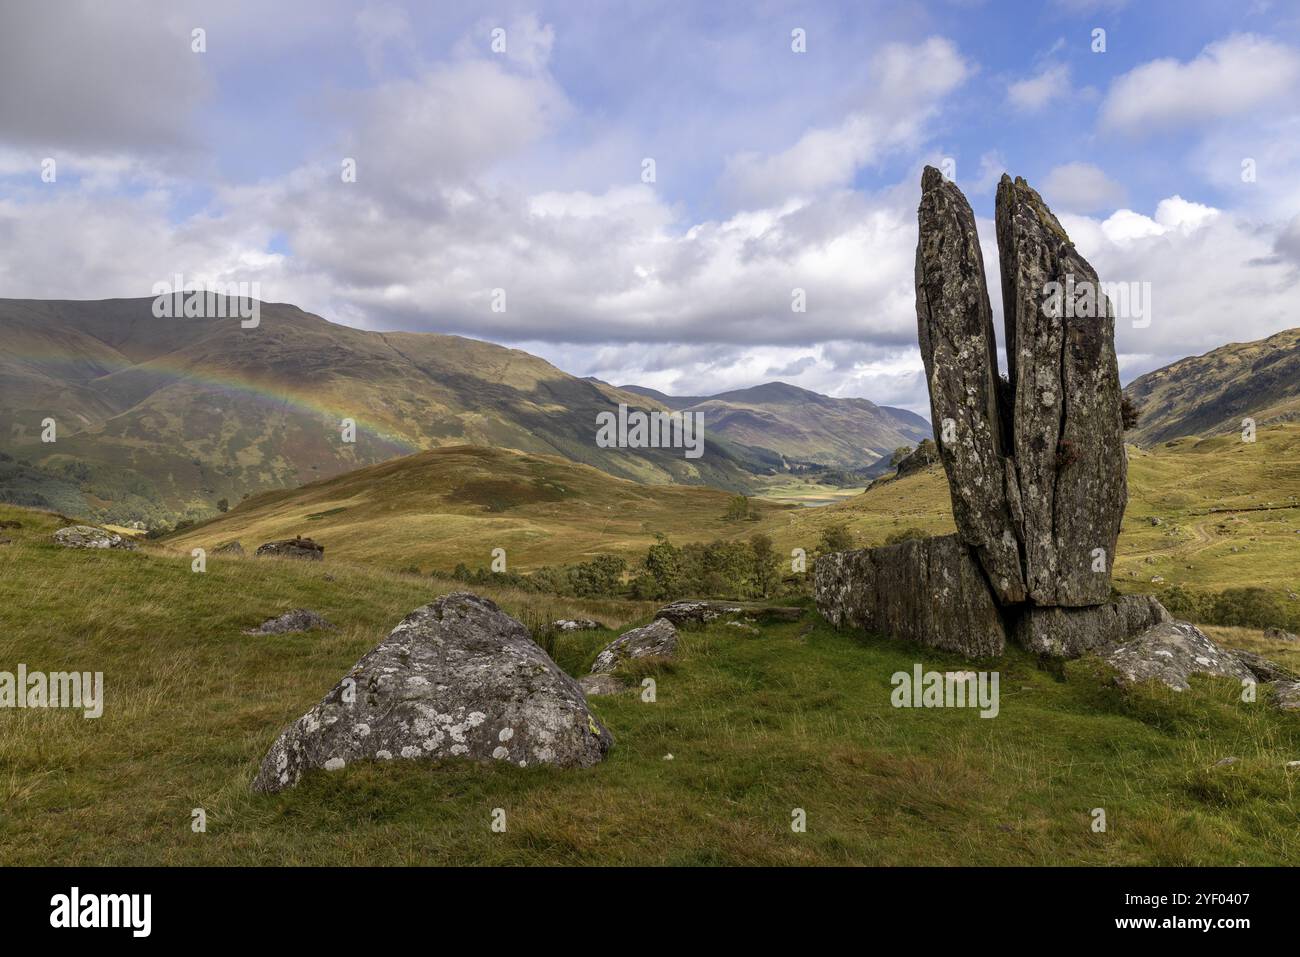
left=915, top=167, right=1026, bottom=605
left=996, top=174, right=1127, bottom=606
left=251, top=592, right=612, bottom=793
left=815, top=535, right=1006, bottom=658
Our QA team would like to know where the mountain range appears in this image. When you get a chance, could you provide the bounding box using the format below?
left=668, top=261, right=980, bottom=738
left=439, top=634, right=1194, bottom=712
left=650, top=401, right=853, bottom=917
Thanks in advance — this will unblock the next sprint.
left=0, top=297, right=926, bottom=524
left=1123, top=327, right=1300, bottom=446
left=4, top=295, right=1296, bottom=528
left=618, top=381, right=931, bottom=469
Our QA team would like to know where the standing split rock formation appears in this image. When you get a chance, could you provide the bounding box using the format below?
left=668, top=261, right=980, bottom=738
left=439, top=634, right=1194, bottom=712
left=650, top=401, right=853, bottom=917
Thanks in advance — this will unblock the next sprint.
left=914, top=166, right=1026, bottom=606
left=816, top=167, right=1149, bottom=661
left=996, top=174, right=1127, bottom=606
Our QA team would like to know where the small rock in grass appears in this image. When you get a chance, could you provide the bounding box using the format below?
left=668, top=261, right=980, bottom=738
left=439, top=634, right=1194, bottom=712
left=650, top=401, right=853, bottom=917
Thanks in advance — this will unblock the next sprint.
left=578, top=673, right=625, bottom=696
left=53, top=525, right=136, bottom=550
left=590, top=619, right=678, bottom=674
left=243, top=609, right=333, bottom=636
left=553, top=618, right=605, bottom=632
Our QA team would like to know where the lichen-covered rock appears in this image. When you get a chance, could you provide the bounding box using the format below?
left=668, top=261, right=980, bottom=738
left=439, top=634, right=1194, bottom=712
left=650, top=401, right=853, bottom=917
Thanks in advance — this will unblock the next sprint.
left=591, top=619, right=678, bottom=673
left=915, top=167, right=1026, bottom=605
left=251, top=592, right=612, bottom=793
left=578, top=673, right=626, bottom=696
left=213, top=540, right=244, bottom=556
left=1014, top=594, right=1170, bottom=657
left=255, top=537, right=323, bottom=560
left=815, top=534, right=1006, bottom=658
left=243, top=609, right=333, bottom=636
left=53, top=525, right=137, bottom=550
left=553, top=618, right=604, bottom=632
left=996, top=174, right=1127, bottom=606
left=1264, top=627, right=1297, bottom=642
left=654, top=600, right=802, bottom=628
left=1103, top=621, right=1254, bottom=691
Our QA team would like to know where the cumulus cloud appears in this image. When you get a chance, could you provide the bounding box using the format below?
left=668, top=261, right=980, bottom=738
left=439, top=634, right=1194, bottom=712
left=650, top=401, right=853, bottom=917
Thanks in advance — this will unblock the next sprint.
left=722, top=37, right=971, bottom=205
left=1059, top=199, right=1297, bottom=373
left=1007, top=63, right=1070, bottom=112
left=1042, top=162, right=1126, bottom=213
left=1100, top=34, right=1300, bottom=134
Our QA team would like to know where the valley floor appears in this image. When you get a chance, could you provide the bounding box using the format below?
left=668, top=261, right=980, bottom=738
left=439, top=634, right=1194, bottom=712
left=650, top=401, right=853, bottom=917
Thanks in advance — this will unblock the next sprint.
left=2, top=505, right=1298, bottom=866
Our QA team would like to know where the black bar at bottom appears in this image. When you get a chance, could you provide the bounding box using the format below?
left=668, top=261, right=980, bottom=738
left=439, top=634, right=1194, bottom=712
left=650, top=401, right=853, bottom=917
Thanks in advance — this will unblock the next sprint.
left=0, top=866, right=1282, bottom=942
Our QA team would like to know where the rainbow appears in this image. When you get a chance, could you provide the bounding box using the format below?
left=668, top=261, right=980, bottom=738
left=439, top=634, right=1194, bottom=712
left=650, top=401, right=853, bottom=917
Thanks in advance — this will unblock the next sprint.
left=8, top=349, right=422, bottom=455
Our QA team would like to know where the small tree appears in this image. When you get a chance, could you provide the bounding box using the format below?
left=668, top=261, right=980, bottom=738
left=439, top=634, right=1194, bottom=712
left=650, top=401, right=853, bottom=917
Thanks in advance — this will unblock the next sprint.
left=723, top=495, right=751, bottom=522
left=818, top=523, right=853, bottom=553
left=750, top=533, right=780, bottom=598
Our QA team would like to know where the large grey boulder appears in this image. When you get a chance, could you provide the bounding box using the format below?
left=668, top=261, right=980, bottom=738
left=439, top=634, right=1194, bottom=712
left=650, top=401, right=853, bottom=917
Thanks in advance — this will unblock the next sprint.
left=591, top=618, right=679, bottom=673
left=1103, top=621, right=1254, bottom=691
left=815, top=534, right=1006, bottom=658
left=251, top=592, right=612, bottom=793
left=915, top=166, right=1026, bottom=606
left=53, top=525, right=137, bottom=550
left=996, top=174, right=1127, bottom=606
left=1015, top=594, right=1170, bottom=657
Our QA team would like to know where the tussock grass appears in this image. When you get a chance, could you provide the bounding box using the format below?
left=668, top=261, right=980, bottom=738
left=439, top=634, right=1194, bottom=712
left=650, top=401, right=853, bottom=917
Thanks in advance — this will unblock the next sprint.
left=2, top=503, right=1299, bottom=865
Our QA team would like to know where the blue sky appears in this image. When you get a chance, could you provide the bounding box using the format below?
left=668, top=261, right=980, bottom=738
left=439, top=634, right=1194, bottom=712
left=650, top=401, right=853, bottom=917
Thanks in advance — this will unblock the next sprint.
left=2, top=0, right=1299, bottom=413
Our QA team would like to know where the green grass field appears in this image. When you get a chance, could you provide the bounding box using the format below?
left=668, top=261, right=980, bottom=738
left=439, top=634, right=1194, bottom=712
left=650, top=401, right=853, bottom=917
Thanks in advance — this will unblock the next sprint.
left=3, top=503, right=1299, bottom=865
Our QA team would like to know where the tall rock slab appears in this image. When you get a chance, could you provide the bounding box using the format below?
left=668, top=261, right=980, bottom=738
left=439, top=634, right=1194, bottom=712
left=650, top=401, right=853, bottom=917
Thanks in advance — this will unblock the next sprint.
left=915, top=166, right=1026, bottom=605
left=996, top=175, right=1127, bottom=606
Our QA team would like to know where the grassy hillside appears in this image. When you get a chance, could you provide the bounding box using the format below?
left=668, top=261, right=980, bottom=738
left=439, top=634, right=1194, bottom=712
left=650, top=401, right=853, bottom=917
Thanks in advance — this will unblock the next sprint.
left=2, top=502, right=1298, bottom=866
left=0, top=297, right=764, bottom=523
left=163, top=424, right=1300, bottom=614
left=165, top=445, right=793, bottom=572
left=1124, top=327, right=1300, bottom=446
left=758, top=423, right=1300, bottom=607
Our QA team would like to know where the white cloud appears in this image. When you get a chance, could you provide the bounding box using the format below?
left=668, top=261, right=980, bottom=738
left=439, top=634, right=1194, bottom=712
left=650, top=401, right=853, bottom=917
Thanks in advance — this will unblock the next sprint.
left=722, top=37, right=971, bottom=205
left=1042, top=162, right=1126, bottom=213
left=1059, top=199, right=1297, bottom=366
left=1100, top=34, right=1300, bottom=134
left=1007, top=63, right=1070, bottom=112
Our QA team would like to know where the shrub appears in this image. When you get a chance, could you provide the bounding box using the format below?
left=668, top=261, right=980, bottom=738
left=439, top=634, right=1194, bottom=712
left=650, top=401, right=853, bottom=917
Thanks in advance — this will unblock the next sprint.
left=883, top=527, right=928, bottom=546
left=818, top=523, right=853, bottom=553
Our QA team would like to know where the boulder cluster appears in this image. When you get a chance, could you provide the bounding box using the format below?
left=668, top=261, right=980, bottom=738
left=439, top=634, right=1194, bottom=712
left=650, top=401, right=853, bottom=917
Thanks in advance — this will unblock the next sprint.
left=816, top=169, right=1286, bottom=693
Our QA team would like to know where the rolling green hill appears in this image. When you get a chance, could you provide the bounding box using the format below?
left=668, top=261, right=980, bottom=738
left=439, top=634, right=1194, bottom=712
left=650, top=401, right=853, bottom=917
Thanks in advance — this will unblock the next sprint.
left=0, top=298, right=765, bottom=523
left=166, top=444, right=792, bottom=572
left=1124, top=327, right=1300, bottom=446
